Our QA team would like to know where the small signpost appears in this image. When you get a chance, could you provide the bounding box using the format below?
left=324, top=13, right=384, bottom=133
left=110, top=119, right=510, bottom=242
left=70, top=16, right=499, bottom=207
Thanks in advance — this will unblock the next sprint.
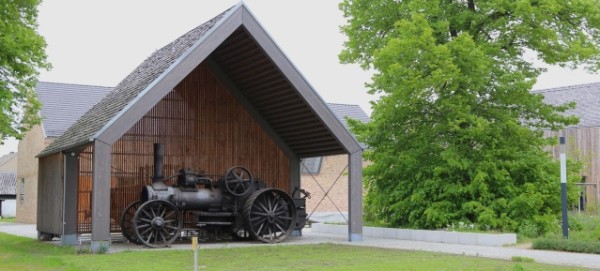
left=192, top=236, right=198, bottom=271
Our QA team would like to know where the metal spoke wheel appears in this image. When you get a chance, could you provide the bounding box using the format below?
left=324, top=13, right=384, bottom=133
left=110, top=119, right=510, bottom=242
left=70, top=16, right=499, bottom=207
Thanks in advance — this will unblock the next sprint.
left=120, top=200, right=141, bottom=244
left=243, top=188, right=297, bottom=243
left=224, top=166, right=254, bottom=196
left=133, top=200, right=182, bottom=248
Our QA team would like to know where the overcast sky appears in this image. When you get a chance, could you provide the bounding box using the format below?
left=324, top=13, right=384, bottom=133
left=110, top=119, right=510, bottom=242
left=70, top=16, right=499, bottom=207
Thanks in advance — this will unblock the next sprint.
left=0, top=0, right=598, bottom=156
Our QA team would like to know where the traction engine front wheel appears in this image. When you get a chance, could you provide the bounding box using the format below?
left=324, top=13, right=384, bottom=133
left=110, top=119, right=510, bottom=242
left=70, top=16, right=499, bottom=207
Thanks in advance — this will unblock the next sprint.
left=133, top=200, right=181, bottom=248
left=120, top=200, right=141, bottom=244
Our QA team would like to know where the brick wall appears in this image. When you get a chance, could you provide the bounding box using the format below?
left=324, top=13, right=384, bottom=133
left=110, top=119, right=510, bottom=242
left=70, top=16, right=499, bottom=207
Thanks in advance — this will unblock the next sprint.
left=16, top=125, right=51, bottom=224
left=301, top=155, right=350, bottom=214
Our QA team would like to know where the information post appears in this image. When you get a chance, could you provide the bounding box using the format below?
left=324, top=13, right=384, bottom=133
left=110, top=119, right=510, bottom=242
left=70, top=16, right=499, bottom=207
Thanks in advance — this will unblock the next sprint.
left=192, top=236, right=198, bottom=271
left=560, top=136, right=568, bottom=239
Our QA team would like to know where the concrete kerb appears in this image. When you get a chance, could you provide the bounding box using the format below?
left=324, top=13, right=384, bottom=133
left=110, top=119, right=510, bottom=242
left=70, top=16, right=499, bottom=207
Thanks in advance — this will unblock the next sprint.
left=311, top=223, right=517, bottom=247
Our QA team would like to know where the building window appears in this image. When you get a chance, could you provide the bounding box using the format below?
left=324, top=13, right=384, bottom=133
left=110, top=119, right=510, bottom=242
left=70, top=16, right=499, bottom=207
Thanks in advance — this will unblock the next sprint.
left=19, top=179, right=24, bottom=202
left=301, top=157, right=323, bottom=174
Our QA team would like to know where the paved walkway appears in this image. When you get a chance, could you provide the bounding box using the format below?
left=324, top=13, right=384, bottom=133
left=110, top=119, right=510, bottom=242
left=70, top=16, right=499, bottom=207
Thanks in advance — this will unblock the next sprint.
left=0, top=222, right=38, bottom=239
left=1, top=222, right=599, bottom=270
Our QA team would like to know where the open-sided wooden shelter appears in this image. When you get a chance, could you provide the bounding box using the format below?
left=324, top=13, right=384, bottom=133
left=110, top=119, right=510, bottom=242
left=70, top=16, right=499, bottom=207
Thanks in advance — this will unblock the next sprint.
left=37, top=3, right=363, bottom=251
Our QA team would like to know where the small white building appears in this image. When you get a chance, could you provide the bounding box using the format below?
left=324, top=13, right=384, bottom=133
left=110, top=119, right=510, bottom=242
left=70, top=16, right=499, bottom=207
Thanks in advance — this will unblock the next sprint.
left=0, top=172, right=17, bottom=218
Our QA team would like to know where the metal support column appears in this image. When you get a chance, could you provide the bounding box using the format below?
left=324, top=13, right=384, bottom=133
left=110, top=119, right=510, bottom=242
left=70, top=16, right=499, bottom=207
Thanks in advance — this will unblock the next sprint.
left=91, top=140, right=112, bottom=252
left=348, top=150, right=363, bottom=241
left=61, top=151, right=80, bottom=246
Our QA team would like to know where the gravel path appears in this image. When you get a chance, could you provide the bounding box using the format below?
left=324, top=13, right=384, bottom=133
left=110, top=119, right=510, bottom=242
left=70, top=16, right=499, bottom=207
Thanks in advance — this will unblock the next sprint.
left=1, top=223, right=599, bottom=270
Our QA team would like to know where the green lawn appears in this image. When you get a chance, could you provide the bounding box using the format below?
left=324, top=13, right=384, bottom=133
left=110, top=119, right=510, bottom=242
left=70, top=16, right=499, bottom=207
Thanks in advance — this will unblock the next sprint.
left=0, top=232, right=589, bottom=271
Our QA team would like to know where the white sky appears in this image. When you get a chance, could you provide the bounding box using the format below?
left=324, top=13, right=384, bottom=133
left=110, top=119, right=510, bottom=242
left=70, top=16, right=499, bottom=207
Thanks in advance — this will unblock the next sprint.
left=0, top=0, right=598, bottom=156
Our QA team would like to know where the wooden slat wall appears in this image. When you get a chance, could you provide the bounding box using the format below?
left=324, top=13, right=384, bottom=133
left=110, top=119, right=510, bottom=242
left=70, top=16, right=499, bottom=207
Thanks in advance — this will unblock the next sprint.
left=77, top=62, right=291, bottom=233
left=546, top=127, right=600, bottom=203
left=77, top=145, right=93, bottom=233
left=38, top=152, right=64, bottom=235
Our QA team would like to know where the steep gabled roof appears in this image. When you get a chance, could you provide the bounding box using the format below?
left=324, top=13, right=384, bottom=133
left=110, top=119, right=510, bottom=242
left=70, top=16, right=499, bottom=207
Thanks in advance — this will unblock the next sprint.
left=39, top=7, right=233, bottom=156
left=36, top=82, right=112, bottom=138
left=0, top=172, right=16, bottom=195
left=533, top=82, right=600, bottom=128
left=39, top=3, right=361, bottom=158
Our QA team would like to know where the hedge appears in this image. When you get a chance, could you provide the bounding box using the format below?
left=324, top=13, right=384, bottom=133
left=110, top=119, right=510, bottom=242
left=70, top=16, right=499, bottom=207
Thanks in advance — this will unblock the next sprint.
left=532, top=238, right=600, bottom=254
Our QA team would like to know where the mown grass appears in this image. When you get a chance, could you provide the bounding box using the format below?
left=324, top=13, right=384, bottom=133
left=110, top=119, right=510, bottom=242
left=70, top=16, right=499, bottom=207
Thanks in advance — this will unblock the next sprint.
left=0, top=232, right=589, bottom=271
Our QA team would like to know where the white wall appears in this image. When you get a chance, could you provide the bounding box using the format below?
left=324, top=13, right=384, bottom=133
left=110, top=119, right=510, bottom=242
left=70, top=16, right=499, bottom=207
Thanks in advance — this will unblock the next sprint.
left=1, top=199, right=16, bottom=217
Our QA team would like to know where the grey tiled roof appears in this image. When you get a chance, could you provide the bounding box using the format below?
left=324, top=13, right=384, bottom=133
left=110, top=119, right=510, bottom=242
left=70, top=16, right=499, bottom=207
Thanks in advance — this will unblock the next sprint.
left=327, top=103, right=370, bottom=148
left=327, top=103, right=370, bottom=129
left=38, top=7, right=233, bottom=157
left=0, top=172, right=16, bottom=195
left=0, top=152, right=17, bottom=168
left=533, top=82, right=600, bottom=128
left=36, top=82, right=112, bottom=138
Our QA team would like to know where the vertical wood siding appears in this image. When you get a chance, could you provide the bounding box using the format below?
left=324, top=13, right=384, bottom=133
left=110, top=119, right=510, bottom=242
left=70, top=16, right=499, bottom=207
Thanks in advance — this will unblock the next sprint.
left=77, top=145, right=93, bottom=233
left=77, top=63, right=291, bottom=233
left=546, top=127, right=600, bottom=204
left=38, top=153, right=64, bottom=235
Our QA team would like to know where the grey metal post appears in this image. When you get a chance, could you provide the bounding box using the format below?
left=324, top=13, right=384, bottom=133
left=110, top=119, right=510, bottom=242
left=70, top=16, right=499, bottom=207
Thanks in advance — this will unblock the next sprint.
left=348, top=150, right=363, bottom=241
left=62, top=152, right=80, bottom=246
left=560, top=136, right=568, bottom=239
left=91, top=140, right=112, bottom=252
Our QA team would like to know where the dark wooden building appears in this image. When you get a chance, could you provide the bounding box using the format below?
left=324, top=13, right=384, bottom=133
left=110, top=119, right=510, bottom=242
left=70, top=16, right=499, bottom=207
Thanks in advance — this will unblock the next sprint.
left=37, top=3, right=363, bottom=251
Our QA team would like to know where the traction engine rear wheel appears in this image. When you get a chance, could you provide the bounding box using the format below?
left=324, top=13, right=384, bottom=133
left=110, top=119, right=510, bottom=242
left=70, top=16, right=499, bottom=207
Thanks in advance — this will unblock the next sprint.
left=120, top=200, right=141, bottom=244
left=133, top=200, right=181, bottom=248
left=243, top=188, right=296, bottom=243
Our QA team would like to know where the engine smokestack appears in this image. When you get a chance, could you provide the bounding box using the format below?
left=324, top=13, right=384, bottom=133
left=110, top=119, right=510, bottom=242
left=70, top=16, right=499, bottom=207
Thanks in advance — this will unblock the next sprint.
left=152, top=143, right=167, bottom=190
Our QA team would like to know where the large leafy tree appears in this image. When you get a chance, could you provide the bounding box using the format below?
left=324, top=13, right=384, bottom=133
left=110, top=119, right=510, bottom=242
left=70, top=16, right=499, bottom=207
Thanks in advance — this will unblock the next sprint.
left=341, top=0, right=599, bottom=234
left=0, top=0, right=49, bottom=143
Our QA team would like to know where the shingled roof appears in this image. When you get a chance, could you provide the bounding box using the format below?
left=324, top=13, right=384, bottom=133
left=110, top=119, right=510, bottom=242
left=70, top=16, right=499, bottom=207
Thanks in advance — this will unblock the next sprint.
left=36, top=82, right=111, bottom=138
left=0, top=152, right=17, bottom=169
left=533, top=82, right=600, bottom=128
left=38, top=7, right=232, bottom=156
left=0, top=172, right=16, bottom=196
left=39, top=3, right=362, bottom=158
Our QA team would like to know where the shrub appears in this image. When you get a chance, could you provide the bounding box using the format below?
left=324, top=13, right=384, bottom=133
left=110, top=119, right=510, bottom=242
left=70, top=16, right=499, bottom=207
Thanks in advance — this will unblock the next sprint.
left=517, top=222, right=540, bottom=239
left=532, top=238, right=600, bottom=254
left=568, top=216, right=583, bottom=231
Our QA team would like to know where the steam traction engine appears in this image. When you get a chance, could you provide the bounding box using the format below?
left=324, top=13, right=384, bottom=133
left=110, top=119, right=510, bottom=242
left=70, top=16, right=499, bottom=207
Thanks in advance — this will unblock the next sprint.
left=120, top=144, right=308, bottom=248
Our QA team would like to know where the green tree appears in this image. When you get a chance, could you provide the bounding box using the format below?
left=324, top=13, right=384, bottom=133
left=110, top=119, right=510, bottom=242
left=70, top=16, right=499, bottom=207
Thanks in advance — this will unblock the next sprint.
left=340, top=0, right=599, bottom=233
left=0, top=0, right=49, bottom=143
